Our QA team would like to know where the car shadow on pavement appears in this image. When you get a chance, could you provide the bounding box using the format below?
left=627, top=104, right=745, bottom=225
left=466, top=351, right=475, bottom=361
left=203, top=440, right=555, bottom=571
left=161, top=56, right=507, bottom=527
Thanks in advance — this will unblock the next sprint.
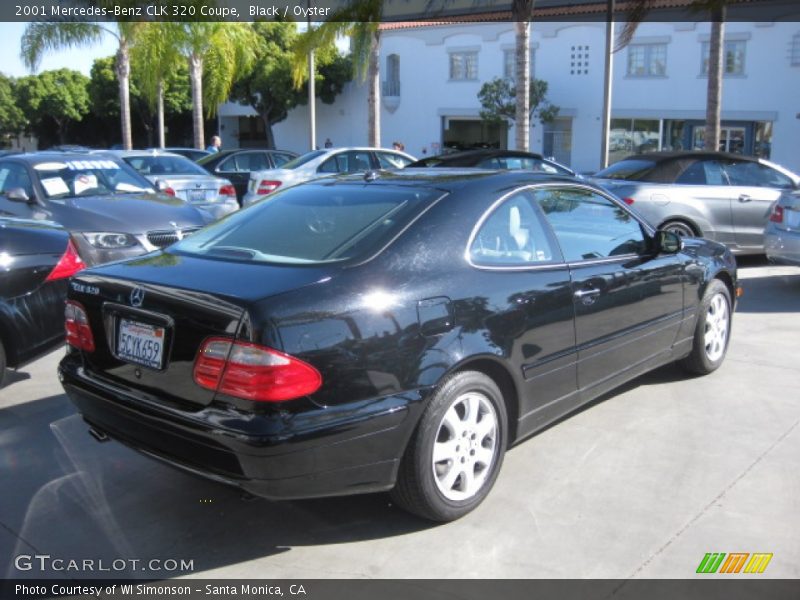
left=0, top=369, right=32, bottom=389
left=0, top=394, right=431, bottom=580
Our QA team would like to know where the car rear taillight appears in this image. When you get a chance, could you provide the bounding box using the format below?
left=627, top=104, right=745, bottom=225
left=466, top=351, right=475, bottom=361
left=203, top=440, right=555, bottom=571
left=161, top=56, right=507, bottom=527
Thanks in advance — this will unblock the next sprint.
left=769, top=205, right=784, bottom=223
left=45, top=238, right=86, bottom=282
left=622, top=197, right=635, bottom=205
left=163, top=187, right=176, bottom=197
left=65, top=300, right=95, bottom=352
left=256, top=180, right=282, bottom=195
left=219, top=184, right=237, bottom=199
left=193, top=337, right=322, bottom=402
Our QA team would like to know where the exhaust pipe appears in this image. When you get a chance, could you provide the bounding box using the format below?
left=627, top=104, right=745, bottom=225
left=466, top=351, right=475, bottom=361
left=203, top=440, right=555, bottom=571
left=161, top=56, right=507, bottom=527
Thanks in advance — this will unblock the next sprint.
left=88, top=426, right=110, bottom=443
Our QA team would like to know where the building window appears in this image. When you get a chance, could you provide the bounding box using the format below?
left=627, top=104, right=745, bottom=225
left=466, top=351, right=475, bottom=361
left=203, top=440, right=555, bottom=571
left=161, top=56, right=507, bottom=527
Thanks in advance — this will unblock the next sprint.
left=702, top=40, right=746, bottom=75
left=449, top=51, right=478, bottom=80
left=383, top=54, right=400, bottom=96
left=791, top=33, right=800, bottom=66
left=503, top=48, right=535, bottom=80
left=570, top=45, right=590, bottom=76
left=627, top=43, right=667, bottom=76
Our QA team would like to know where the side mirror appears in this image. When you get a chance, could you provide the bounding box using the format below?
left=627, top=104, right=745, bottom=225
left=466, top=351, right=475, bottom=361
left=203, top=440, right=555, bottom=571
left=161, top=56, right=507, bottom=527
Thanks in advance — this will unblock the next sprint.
left=655, top=229, right=682, bottom=254
left=5, top=187, right=31, bottom=203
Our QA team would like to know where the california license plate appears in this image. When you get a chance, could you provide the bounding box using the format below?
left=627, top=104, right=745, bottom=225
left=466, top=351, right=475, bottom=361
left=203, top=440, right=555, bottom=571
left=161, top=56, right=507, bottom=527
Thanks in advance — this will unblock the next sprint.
left=117, top=319, right=165, bottom=369
left=786, top=208, right=800, bottom=229
left=189, top=189, right=206, bottom=202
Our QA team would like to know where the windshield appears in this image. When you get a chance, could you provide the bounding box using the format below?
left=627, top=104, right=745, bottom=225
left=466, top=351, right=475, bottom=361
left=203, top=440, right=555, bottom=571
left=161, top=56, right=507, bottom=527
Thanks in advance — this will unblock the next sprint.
left=280, top=150, right=327, bottom=170
left=594, top=159, right=657, bottom=181
left=33, top=158, right=154, bottom=199
left=171, top=184, right=441, bottom=264
left=124, top=155, right=208, bottom=177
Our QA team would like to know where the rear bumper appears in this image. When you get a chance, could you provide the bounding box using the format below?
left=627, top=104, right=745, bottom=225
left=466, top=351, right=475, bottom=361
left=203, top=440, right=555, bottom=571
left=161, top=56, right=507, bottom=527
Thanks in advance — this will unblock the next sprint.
left=765, top=228, right=800, bottom=267
left=58, top=353, right=425, bottom=500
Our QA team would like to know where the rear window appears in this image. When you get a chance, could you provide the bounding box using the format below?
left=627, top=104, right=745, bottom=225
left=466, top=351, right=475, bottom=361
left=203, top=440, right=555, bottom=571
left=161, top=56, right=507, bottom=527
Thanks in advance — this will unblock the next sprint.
left=281, top=151, right=326, bottom=170
left=171, top=184, right=442, bottom=264
left=594, top=159, right=657, bottom=181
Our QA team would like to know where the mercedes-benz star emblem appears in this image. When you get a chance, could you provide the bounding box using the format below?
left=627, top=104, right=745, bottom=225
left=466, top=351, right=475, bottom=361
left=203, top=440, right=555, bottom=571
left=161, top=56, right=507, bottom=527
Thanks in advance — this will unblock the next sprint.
left=130, top=287, right=145, bottom=307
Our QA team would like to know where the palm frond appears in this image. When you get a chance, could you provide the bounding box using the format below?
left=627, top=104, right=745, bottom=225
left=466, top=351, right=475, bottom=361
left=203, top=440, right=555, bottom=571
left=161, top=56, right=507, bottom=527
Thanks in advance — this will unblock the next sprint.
left=21, top=22, right=105, bottom=71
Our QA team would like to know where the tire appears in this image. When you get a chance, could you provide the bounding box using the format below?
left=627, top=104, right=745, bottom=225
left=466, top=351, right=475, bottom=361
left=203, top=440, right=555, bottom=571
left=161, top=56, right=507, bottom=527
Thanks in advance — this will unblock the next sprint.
left=680, top=279, right=732, bottom=375
left=391, top=370, right=508, bottom=522
left=662, top=220, right=697, bottom=239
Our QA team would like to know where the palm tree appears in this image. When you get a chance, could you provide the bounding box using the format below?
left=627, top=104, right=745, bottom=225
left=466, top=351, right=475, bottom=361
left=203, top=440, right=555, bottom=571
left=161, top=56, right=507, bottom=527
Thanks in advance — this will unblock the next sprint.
left=620, top=0, right=729, bottom=152
left=174, top=23, right=257, bottom=150
left=21, top=22, right=140, bottom=150
left=130, top=23, right=183, bottom=149
left=512, top=0, right=535, bottom=151
left=292, top=0, right=383, bottom=147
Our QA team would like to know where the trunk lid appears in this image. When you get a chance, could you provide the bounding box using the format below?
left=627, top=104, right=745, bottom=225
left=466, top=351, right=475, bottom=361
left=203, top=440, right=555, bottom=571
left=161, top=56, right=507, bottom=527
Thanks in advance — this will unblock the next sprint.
left=68, top=251, right=337, bottom=408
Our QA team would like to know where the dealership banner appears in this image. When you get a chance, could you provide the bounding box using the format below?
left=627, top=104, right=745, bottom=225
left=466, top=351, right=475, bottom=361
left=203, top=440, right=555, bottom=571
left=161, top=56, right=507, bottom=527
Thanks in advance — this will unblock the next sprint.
left=1, top=0, right=798, bottom=23
left=3, top=579, right=800, bottom=600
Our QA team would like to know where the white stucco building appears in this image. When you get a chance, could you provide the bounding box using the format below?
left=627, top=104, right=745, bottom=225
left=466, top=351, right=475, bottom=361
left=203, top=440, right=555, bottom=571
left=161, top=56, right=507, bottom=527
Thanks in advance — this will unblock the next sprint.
left=218, top=19, right=800, bottom=173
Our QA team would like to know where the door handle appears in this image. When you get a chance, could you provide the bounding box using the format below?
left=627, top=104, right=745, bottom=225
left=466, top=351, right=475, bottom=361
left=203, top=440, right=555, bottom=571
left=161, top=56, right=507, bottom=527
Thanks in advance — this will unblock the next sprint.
left=738, top=194, right=752, bottom=203
left=574, top=288, right=601, bottom=304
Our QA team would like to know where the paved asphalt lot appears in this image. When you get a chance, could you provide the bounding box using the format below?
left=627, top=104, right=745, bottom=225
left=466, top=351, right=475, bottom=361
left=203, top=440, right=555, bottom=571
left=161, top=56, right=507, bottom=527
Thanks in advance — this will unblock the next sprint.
left=1, top=257, right=798, bottom=580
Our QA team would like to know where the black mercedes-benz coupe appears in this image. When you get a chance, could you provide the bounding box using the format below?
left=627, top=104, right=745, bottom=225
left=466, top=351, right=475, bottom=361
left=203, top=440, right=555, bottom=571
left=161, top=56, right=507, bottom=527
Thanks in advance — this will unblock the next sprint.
left=58, top=169, right=739, bottom=521
left=1, top=218, right=86, bottom=386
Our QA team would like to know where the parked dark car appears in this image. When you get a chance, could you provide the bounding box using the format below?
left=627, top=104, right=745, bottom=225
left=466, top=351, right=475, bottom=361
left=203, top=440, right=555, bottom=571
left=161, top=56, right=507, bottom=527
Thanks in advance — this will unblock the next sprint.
left=409, top=149, right=577, bottom=176
left=593, top=151, right=800, bottom=254
left=0, top=218, right=86, bottom=386
left=0, top=153, right=212, bottom=265
left=155, top=147, right=212, bottom=162
left=198, top=148, right=298, bottom=203
left=59, top=170, right=738, bottom=521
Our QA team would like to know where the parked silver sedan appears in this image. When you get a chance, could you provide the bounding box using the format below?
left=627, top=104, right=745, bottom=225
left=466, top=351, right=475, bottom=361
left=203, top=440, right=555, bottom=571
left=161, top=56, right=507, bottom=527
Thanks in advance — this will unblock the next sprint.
left=593, top=152, right=800, bottom=255
left=242, top=147, right=415, bottom=206
left=108, top=150, right=239, bottom=220
left=765, top=190, right=800, bottom=266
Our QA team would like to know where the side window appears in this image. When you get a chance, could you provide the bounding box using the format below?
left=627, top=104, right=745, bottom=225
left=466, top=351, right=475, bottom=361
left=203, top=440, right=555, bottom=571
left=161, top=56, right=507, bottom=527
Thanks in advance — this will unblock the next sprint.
left=217, top=156, right=238, bottom=172
left=272, top=153, right=294, bottom=168
left=724, top=160, right=794, bottom=189
left=239, top=152, right=269, bottom=172
left=376, top=152, right=411, bottom=169
left=318, top=156, right=341, bottom=174
left=0, top=163, right=34, bottom=197
left=345, top=151, right=372, bottom=172
left=470, top=191, right=560, bottom=267
left=676, top=160, right=726, bottom=185
left=534, top=187, right=647, bottom=261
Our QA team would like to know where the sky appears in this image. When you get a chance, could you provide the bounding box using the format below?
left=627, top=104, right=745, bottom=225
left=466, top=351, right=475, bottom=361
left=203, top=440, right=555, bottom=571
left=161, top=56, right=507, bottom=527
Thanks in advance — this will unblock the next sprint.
left=0, top=22, right=118, bottom=77
left=0, top=21, right=340, bottom=79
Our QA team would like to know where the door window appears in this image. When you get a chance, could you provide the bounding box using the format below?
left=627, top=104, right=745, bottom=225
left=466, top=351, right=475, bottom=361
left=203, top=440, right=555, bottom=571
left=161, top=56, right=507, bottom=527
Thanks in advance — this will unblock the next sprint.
left=676, top=160, right=727, bottom=185
left=534, top=187, right=647, bottom=261
left=272, top=153, right=295, bottom=168
left=723, top=160, right=795, bottom=189
left=0, top=163, right=34, bottom=198
left=376, top=152, right=412, bottom=169
left=318, top=151, right=372, bottom=174
left=470, top=190, right=560, bottom=267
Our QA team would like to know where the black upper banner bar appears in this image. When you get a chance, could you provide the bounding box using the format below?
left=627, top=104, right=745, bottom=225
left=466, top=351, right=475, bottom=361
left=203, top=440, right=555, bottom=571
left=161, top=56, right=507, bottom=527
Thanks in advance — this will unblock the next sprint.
left=2, top=0, right=800, bottom=23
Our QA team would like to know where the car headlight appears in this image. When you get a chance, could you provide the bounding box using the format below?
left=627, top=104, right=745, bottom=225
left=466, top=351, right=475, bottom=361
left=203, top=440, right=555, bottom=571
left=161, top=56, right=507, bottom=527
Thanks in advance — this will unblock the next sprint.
left=82, top=232, right=140, bottom=249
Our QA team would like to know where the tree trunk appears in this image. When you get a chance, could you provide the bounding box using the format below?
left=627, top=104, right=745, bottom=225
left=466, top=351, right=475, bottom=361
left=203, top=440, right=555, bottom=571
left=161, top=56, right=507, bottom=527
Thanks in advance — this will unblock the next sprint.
left=189, top=54, right=204, bottom=150
left=261, top=114, right=276, bottom=149
left=157, top=79, right=166, bottom=149
left=513, top=0, right=533, bottom=151
left=116, top=40, right=133, bottom=150
left=514, top=20, right=531, bottom=151
left=704, top=8, right=725, bottom=152
left=367, top=30, right=381, bottom=147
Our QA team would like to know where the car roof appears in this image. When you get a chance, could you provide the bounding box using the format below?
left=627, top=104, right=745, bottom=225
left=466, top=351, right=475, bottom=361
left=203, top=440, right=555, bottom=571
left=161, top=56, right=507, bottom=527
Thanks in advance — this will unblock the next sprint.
left=103, top=150, right=185, bottom=158
left=308, top=167, right=581, bottom=194
left=622, top=151, right=761, bottom=164
left=7, top=152, right=124, bottom=164
left=426, top=149, right=545, bottom=161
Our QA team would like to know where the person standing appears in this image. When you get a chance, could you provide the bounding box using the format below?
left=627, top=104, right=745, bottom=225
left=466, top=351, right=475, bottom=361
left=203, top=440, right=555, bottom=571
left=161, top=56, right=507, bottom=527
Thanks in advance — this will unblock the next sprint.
left=324, top=138, right=333, bottom=148
left=206, top=135, right=222, bottom=153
